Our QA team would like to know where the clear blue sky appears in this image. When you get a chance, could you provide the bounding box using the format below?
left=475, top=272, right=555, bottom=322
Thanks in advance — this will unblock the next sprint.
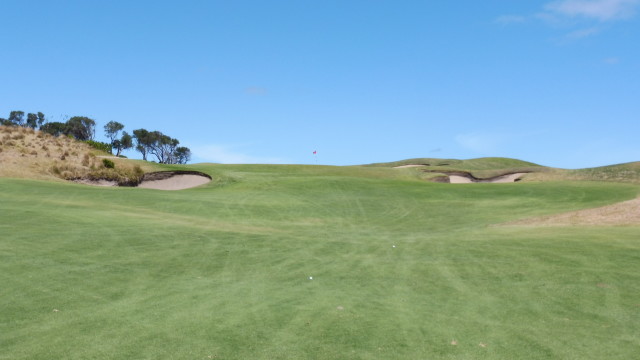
left=1, top=0, right=638, bottom=168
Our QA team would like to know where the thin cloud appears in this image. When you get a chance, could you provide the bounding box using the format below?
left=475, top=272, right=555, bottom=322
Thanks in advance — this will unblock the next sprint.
left=495, top=15, right=527, bottom=25
left=192, top=144, right=286, bottom=164
left=545, top=0, right=640, bottom=21
left=245, top=86, right=268, bottom=96
left=566, top=26, right=601, bottom=38
left=603, top=56, right=620, bottom=63
left=501, top=0, right=639, bottom=39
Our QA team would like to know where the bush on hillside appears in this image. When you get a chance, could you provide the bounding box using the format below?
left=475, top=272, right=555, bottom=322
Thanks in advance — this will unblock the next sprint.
left=83, top=140, right=111, bottom=153
left=102, top=158, right=115, bottom=169
left=87, top=164, right=145, bottom=186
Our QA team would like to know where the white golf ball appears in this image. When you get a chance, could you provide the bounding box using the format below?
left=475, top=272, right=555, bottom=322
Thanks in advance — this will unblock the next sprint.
left=309, top=276, right=313, bottom=280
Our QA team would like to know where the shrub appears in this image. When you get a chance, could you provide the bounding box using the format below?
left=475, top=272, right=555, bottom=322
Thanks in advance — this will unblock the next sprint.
left=102, top=158, right=115, bottom=168
left=83, top=140, right=112, bottom=154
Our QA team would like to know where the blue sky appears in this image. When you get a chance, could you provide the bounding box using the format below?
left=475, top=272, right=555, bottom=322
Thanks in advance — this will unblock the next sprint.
left=1, top=0, right=638, bottom=168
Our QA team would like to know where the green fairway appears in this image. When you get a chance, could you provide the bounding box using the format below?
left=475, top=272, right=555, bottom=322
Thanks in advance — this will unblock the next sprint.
left=1, top=164, right=639, bottom=359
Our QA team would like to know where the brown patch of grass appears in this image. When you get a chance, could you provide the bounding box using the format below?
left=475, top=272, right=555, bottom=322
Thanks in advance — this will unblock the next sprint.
left=0, top=125, right=160, bottom=182
left=82, top=153, right=91, bottom=167
left=503, top=197, right=640, bottom=227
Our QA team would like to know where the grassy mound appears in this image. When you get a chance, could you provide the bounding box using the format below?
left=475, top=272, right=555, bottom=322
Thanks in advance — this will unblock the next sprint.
left=365, top=157, right=546, bottom=180
left=366, top=157, right=541, bottom=169
left=0, top=125, right=155, bottom=185
left=367, top=157, right=640, bottom=184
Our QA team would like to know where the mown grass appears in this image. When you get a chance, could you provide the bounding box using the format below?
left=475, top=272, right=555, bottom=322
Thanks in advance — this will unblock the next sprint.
left=1, top=164, right=639, bottom=359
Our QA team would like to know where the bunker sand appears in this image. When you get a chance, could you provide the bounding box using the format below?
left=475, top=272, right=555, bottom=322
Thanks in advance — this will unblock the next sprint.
left=138, top=174, right=211, bottom=190
left=74, top=171, right=212, bottom=190
left=449, top=173, right=527, bottom=184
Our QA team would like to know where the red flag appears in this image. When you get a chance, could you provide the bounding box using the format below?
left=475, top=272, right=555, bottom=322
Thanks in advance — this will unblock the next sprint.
left=313, top=150, right=317, bottom=155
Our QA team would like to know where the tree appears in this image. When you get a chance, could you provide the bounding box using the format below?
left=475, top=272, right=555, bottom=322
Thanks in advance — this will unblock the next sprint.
left=132, top=128, right=151, bottom=161
left=65, top=116, right=95, bottom=140
left=104, top=121, right=125, bottom=147
left=113, top=131, right=133, bottom=156
left=146, top=131, right=176, bottom=164
left=133, top=128, right=190, bottom=164
left=26, top=113, right=38, bottom=128
left=40, top=122, right=67, bottom=136
left=8, top=111, right=25, bottom=126
left=3, top=111, right=45, bottom=128
left=174, top=146, right=191, bottom=164
left=37, top=112, right=46, bottom=128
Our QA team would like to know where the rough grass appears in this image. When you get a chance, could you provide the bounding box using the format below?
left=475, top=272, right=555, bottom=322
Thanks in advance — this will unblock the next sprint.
left=1, top=164, right=639, bottom=359
left=0, top=125, right=156, bottom=184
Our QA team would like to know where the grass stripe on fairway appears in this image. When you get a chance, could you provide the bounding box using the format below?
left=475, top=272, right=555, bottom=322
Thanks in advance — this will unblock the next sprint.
left=1, top=166, right=639, bottom=359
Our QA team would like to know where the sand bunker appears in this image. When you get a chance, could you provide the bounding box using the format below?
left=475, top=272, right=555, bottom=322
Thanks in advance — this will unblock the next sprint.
left=395, top=166, right=528, bottom=183
left=137, top=171, right=211, bottom=190
left=449, top=173, right=527, bottom=184
left=505, top=197, right=640, bottom=226
left=74, top=171, right=211, bottom=190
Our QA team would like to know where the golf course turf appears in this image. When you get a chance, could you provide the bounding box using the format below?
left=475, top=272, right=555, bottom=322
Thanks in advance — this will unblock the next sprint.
left=1, top=163, right=639, bottom=359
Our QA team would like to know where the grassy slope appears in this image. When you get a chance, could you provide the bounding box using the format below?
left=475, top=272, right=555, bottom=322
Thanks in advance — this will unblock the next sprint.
left=1, top=164, right=639, bottom=359
left=0, top=125, right=159, bottom=183
left=365, top=157, right=546, bottom=179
